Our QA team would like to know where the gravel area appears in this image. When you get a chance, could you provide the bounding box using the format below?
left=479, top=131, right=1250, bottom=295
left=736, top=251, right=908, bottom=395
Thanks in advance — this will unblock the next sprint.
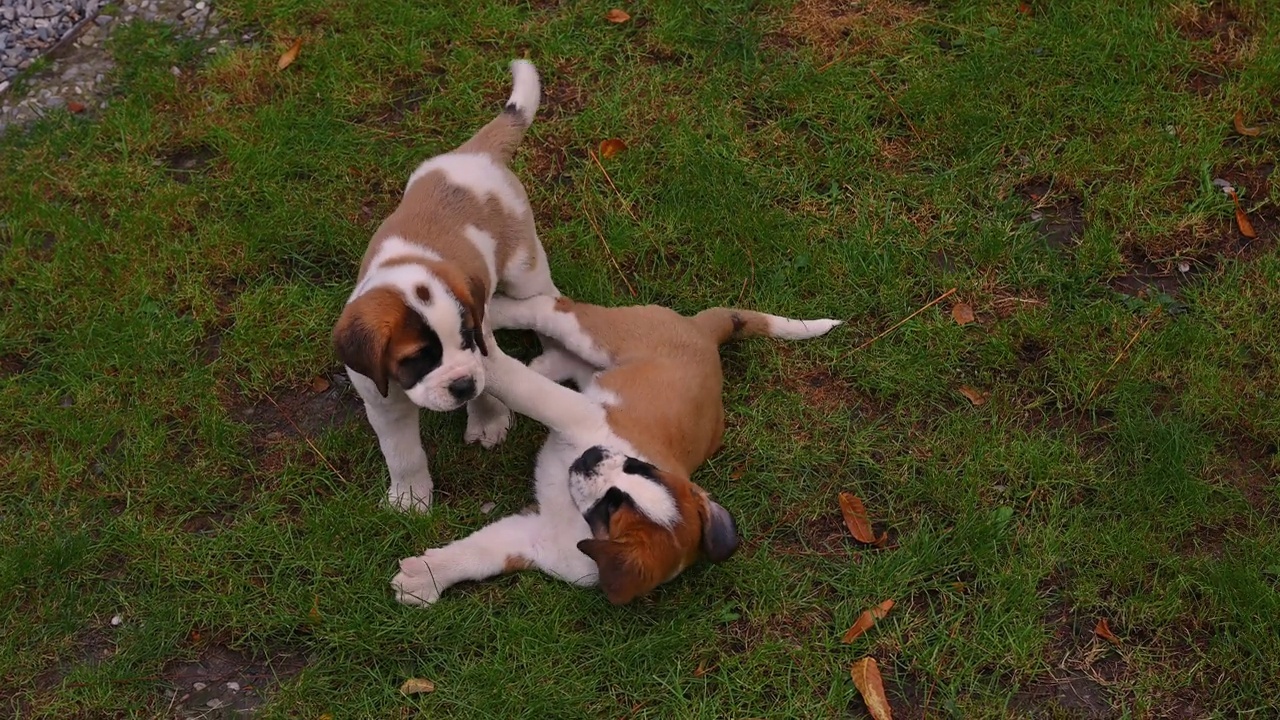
left=1, top=0, right=238, bottom=133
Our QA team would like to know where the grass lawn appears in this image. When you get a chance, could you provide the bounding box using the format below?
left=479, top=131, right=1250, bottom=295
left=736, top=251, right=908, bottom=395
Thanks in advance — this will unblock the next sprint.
left=3, top=0, right=1279, bottom=717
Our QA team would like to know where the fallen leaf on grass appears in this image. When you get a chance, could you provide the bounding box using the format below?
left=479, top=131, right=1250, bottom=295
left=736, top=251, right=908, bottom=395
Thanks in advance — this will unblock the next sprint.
left=1094, top=618, right=1120, bottom=644
left=599, top=138, right=627, bottom=159
left=838, top=492, right=878, bottom=544
left=308, top=594, right=321, bottom=624
left=841, top=599, right=896, bottom=643
left=950, top=302, right=975, bottom=326
left=1233, top=110, right=1261, bottom=137
left=399, top=677, right=435, bottom=695
left=959, top=385, right=988, bottom=406
left=1017, top=2, right=1031, bottom=15
left=67, top=101, right=86, bottom=114
left=1227, top=189, right=1258, bottom=238
left=310, top=375, right=331, bottom=393
left=605, top=9, right=631, bottom=23
left=850, top=657, right=893, bottom=720
left=278, top=37, right=303, bottom=71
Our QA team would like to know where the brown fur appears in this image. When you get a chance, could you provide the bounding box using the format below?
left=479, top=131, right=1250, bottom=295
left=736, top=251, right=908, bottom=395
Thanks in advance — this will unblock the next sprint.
left=331, top=287, right=438, bottom=397
left=550, top=299, right=780, bottom=602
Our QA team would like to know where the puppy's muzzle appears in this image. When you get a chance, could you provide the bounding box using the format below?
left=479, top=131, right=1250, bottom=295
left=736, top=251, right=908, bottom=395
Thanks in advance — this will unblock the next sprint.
left=447, top=376, right=477, bottom=402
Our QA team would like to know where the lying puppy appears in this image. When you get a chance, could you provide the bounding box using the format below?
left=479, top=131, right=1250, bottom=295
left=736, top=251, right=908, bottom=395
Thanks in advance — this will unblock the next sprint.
left=392, top=295, right=841, bottom=606
left=332, top=60, right=563, bottom=512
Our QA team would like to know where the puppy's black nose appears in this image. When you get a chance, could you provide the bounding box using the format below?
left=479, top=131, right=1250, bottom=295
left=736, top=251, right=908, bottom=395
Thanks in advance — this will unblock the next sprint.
left=447, top=376, right=477, bottom=401
left=570, top=446, right=606, bottom=476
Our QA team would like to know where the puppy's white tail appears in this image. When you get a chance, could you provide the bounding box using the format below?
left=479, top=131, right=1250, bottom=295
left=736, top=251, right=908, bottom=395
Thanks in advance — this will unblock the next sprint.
left=692, top=308, right=842, bottom=346
left=457, top=59, right=541, bottom=165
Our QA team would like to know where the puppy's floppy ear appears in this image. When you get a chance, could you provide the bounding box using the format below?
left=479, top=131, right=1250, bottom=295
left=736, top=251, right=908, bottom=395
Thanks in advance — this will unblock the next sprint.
left=425, top=261, right=490, bottom=356
left=332, top=292, right=396, bottom=397
left=698, top=496, right=739, bottom=563
left=577, top=538, right=644, bottom=606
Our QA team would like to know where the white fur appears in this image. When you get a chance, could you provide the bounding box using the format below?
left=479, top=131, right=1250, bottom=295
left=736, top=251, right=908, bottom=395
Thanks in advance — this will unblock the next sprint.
left=405, top=153, right=526, bottom=217
left=765, top=316, right=843, bottom=340
left=506, top=59, right=540, bottom=126
left=463, top=225, right=500, bottom=290
left=391, top=301, right=840, bottom=605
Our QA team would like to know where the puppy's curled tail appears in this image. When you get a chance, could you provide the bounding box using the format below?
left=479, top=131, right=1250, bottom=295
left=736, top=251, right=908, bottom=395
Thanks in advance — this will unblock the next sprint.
left=458, top=59, right=541, bottom=165
left=692, top=308, right=842, bottom=346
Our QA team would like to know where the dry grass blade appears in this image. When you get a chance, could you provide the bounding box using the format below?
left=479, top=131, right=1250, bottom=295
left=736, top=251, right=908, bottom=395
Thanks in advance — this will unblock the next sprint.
left=261, top=394, right=347, bottom=483
left=852, top=287, right=956, bottom=352
left=278, top=37, right=303, bottom=71
left=841, top=599, right=896, bottom=643
left=1086, top=308, right=1159, bottom=403
left=588, top=148, right=638, bottom=222
left=838, top=492, right=878, bottom=544
left=869, top=70, right=920, bottom=141
left=1233, top=110, right=1261, bottom=137
left=583, top=202, right=637, bottom=297
left=850, top=657, right=893, bottom=720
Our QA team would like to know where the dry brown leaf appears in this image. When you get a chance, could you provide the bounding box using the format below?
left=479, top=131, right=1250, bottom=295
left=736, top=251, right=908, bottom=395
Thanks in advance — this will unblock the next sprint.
left=1233, top=110, right=1261, bottom=137
left=278, top=37, right=303, bottom=71
left=399, top=677, right=436, bottom=695
left=950, top=302, right=975, bottom=326
left=1094, top=618, right=1120, bottom=644
left=311, top=375, right=331, bottom=393
left=605, top=8, right=631, bottom=23
left=308, top=594, right=321, bottom=624
left=1017, top=2, right=1032, bottom=15
left=693, top=660, right=715, bottom=677
left=67, top=101, right=86, bottom=114
left=838, top=492, right=878, bottom=544
left=841, top=599, right=896, bottom=643
left=1236, top=206, right=1258, bottom=238
left=850, top=657, right=893, bottom=720
left=599, top=138, right=627, bottom=159
left=959, top=385, right=988, bottom=406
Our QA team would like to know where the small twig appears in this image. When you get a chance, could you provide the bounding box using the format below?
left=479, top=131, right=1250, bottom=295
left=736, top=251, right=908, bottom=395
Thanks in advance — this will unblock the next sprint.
left=1086, top=309, right=1160, bottom=404
left=869, top=70, right=922, bottom=141
left=587, top=147, right=639, bottom=222
left=582, top=202, right=637, bottom=297
left=852, top=287, right=956, bottom=352
left=263, top=393, right=349, bottom=483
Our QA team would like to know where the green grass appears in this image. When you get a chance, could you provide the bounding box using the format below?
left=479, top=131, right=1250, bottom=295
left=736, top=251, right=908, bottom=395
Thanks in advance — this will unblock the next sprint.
left=2, top=0, right=1279, bottom=717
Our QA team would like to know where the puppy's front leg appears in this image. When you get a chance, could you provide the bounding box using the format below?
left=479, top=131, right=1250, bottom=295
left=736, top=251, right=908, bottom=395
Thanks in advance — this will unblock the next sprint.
left=349, top=370, right=433, bottom=512
left=391, top=509, right=598, bottom=606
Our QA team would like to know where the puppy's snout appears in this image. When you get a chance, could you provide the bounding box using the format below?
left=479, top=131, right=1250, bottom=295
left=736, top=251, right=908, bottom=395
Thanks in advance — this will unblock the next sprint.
left=447, top=376, right=477, bottom=402
left=570, top=446, right=607, bottom=476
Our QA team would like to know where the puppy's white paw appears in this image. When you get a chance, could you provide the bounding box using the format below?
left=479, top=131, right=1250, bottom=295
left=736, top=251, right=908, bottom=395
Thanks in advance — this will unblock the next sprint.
left=388, top=479, right=433, bottom=513
left=392, top=550, right=454, bottom=607
left=464, top=397, right=512, bottom=449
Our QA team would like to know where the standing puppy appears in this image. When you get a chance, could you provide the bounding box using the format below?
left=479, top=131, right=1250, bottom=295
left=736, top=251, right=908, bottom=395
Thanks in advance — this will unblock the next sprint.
left=333, top=60, right=560, bottom=512
left=391, top=296, right=841, bottom=606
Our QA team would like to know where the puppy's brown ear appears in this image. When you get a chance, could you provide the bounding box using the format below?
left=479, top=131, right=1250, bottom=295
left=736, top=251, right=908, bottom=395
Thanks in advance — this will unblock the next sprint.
left=698, top=496, right=739, bottom=563
left=425, top=261, right=490, bottom=356
left=332, top=290, right=398, bottom=397
left=578, top=538, right=643, bottom=606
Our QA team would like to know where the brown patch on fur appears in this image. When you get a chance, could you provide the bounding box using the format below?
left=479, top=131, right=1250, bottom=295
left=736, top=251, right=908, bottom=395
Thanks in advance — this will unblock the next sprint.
left=415, top=285, right=431, bottom=303
left=331, top=287, right=434, bottom=396
left=503, top=554, right=533, bottom=573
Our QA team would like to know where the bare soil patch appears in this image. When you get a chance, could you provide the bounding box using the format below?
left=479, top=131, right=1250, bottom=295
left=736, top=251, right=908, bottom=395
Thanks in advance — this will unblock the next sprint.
left=1017, top=178, right=1084, bottom=250
left=161, top=643, right=307, bottom=719
left=766, top=0, right=926, bottom=62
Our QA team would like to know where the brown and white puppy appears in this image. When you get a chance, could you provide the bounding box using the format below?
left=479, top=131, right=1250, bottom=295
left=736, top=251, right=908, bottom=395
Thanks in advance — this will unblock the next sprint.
left=332, top=60, right=564, bottom=512
left=391, top=296, right=841, bottom=606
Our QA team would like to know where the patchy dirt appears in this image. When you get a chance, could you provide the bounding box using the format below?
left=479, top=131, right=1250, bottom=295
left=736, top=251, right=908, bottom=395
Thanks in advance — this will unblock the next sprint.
left=161, top=643, right=306, bottom=719
left=765, top=0, right=926, bottom=62
left=1219, top=160, right=1277, bottom=243
left=1174, top=1, right=1255, bottom=67
left=164, top=144, right=219, bottom=184
left=539, top=61, right=589, bottom=121
left=1017, top=179, right=1084, bottom=249
left=229, top=371, right=363, bottom=447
